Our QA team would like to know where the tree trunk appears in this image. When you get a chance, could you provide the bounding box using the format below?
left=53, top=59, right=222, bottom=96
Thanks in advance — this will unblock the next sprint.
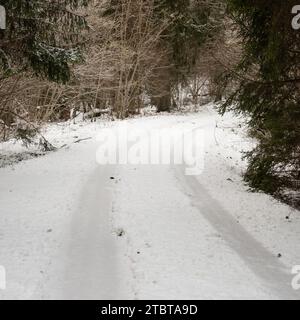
left=156, top=94, right=171, bottom=112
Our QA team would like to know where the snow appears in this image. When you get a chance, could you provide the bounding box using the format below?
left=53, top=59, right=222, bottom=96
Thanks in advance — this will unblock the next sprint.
left=0, top=104, right=299, bottom=299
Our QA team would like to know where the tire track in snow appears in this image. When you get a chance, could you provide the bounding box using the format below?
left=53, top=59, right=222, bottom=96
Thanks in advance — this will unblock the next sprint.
left=174, top=166, right=299, bottom=300
left=63, top=165, right=127, bottom=299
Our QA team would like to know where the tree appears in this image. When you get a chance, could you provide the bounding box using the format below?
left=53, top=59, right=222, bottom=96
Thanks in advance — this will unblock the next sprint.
left=0, top=0, right=89, bottom=83
left=222, top=0, right=300, bottom=204
left=150, top=0, right=224, bottom=112
left=101, top=0, right=172, bottom=117
left=0, top=0, right=89, bottom=142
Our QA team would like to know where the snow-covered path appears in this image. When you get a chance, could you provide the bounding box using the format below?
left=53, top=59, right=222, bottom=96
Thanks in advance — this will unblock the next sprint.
left=0, top=106, right=299, bottom=299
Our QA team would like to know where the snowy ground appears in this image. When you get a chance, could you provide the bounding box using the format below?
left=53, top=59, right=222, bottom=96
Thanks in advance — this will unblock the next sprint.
left=0, top=104, right=299, bottom=300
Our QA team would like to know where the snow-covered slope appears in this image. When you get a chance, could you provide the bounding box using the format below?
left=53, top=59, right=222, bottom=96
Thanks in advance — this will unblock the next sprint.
left=0, top=105, right=299, bottom=299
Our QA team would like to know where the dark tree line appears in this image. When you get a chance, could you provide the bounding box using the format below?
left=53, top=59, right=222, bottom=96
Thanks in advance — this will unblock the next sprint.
left=0, top=0, right=89, bottom=82
left=221, top=0, right=300, bottom=206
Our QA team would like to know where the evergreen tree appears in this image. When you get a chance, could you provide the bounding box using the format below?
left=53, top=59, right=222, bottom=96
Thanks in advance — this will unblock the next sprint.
left=0, top=0, right=89, bottom=83
left=222, top=0, right=300, bottom=203
left=152, top=0, right=223, bottom=111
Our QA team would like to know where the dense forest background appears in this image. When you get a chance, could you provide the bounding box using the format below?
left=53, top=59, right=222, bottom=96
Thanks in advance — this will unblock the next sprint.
left=0, top=0, right=299, bottom=208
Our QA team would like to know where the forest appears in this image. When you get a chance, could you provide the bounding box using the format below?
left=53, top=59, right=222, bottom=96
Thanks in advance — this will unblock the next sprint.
left=1, top=0, right=300, bottom=302
left=0, top=0, right=299, bottom=207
